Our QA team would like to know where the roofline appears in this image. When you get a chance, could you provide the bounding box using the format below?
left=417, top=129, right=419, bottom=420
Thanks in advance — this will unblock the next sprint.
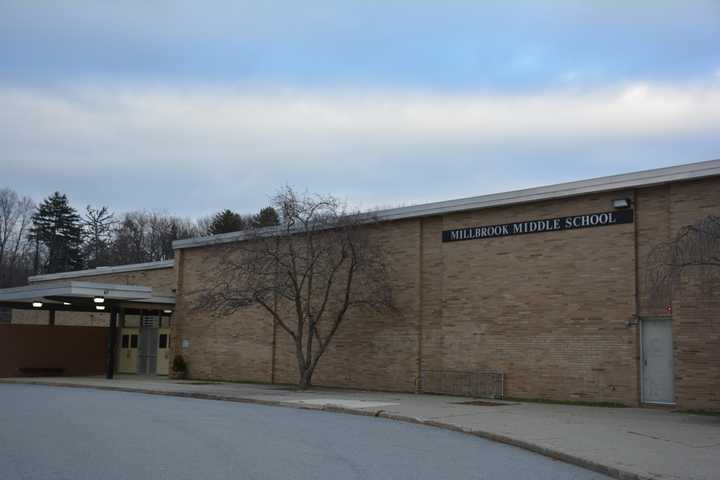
left=0, top=281, right=153, bottom=303
left=0, top=281, right=176, bottom=309
left=29, top=260, right=175, bottom=283
left=173, top=158, right=720, bottom=250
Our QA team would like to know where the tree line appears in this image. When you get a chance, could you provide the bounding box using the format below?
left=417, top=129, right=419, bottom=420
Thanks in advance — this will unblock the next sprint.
left=0, top=188, right=279, bottom=288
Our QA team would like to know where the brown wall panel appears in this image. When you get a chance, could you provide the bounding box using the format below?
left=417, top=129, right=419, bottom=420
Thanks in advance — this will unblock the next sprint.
left=0, top=325, right=107, bottom=377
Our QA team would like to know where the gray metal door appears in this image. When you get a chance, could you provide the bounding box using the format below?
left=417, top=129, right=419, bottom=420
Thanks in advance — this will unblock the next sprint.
left=642, top=318, right=674, bottom=404
left=137, top=316, right=159, bottom=375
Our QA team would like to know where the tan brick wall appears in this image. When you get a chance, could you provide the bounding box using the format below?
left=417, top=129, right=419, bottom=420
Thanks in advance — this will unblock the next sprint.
left=11, top=309, right=110, bottom=327
left=271, top=220, right=421, bottom=391
left=175, top=220, right=421, bottom=391
left=422, top=191, right=638, bottom=404
left=637, top=185, right=672, bottom=317
left=172, top=247, right=273, bottom=382
left=172, top=176, right=720, bottom=409
left=31, top=268, right=176, bottom=295
left=667, top=180, right=720, bottom=410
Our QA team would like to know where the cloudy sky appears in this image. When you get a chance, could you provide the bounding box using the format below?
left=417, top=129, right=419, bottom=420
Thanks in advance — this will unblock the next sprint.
left=1, top=1, right=719, bottom=217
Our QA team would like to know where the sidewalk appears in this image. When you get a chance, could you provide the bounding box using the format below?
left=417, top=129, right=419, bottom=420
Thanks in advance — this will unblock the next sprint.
left=2, top=376, right=718, bottom=480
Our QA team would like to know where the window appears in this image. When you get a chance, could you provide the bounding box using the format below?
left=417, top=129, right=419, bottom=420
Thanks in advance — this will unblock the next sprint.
left=158, top=334, right=168, bottom=349
left=130, top=334, right=138, bottom=349
left=0, top=307, right=11, bottom=324
left=121, top=334, right=130, bottom=348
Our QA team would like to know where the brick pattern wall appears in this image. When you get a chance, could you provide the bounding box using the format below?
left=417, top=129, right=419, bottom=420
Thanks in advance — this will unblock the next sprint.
left=173, top=246, right=273, bottom=382
left=637, top=185, right=672, bottom=316
left=272, top=220, right=422, bottom=392
left=422, top=192, right=638, bottom=404
left=12, top=309, right=110, bottom=326
left=170, top=176, right=719, bottom=409
left=668, top=180, right=720, bottom=410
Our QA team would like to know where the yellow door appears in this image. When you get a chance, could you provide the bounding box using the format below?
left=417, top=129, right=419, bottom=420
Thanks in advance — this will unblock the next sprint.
left=156, top=328, right=170, bottom=375
left=118, top=328, right=139, bottom=374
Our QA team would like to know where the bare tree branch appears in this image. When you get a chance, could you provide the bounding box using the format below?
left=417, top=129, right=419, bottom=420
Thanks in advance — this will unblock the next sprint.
left=195, top=187, right=397, bottom=388
left=646, top=214, right=720, bottom=302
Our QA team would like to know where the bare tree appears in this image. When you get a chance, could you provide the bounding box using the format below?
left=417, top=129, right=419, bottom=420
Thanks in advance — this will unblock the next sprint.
left=196, top=214, right=214, bottom=236
left=647, top=214, right=720, bottom=301
left=197, top=187, right=396, bottom=388
left=0, top=188, right=34, bottom=287
left=110, top=211, right=201, bottom=264
left=83, top=205, right=116, bottom=268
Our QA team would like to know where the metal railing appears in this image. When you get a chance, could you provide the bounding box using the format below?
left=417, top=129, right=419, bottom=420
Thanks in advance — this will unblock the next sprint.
left=420, top=369, right=504, bottom=399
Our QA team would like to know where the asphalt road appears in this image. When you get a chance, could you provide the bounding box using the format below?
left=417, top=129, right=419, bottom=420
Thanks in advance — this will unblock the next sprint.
left=0, top=384, right=610, bottom=480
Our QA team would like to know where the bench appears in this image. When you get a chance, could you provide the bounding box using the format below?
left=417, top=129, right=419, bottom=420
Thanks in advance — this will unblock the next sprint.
left=18, top=367, right=65, bottom=377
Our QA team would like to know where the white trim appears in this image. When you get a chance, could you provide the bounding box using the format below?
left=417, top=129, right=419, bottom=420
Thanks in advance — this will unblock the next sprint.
left=0, top=281, right=176, bottom=307
left=173, top=158, right=720, bottom=250
left=0, top=281, right=152, bottom=302
left=29, top=260, right=174, bottom=283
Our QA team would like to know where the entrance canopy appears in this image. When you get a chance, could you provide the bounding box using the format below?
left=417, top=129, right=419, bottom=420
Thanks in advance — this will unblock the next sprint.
left=0, top=281, right=175, bottom=314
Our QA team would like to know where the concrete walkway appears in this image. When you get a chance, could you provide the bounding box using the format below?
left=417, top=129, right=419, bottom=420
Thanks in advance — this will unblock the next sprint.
left=2, top=376, right=718, bottom=480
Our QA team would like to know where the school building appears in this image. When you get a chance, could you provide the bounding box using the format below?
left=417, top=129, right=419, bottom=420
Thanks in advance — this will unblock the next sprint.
left=1, top=159, right=719, bottom=410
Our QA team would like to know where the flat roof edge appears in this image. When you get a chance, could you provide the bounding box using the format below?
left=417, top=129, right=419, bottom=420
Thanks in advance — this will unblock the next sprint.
left=29, top=260, right=175, bottom=283
left=173, top=158, right=720, bottom=250
left=0, top=281, right=154, bottom=302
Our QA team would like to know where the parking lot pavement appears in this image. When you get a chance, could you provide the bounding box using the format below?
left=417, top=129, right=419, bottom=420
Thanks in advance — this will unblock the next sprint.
left=0, top=383, right=611, bottom=480
left=3, top=376, right=719, bottom=480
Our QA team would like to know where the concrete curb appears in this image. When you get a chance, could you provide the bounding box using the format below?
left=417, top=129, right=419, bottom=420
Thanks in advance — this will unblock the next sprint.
left=0, top=379, right=652, bottom=480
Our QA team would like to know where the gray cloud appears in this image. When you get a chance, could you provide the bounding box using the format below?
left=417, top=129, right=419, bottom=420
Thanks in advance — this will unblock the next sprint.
left=2, top=83, right=719, bottom=217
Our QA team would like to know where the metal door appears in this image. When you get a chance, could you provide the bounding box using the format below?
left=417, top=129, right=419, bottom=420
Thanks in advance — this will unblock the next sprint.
left=156, top=328, right=171, bottom=375
left=117, top=328, right=139, bottom=374
left=137, top=316, right=159, bottom=375
left=641, top=318, right=674, bottom=404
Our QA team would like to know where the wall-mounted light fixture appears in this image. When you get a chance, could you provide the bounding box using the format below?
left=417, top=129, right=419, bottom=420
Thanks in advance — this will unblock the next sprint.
left=32, top=302, right=43, bottom=308
left=95, top=305, right=106, bottom=311
left=612, top=198, right=631, bottom=209
left=625, top=315, right=639, bottom=327
left=93, top=296, right=105, bottom=304
left=163, top=309, right=173, bottom=314
left=63, top=302, right=71, bottom=306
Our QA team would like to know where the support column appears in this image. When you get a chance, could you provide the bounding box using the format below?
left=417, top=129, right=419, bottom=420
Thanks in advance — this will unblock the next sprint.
left=106, top=310, right=118, bottom=379
left=48, top=309, right=56, bottom=326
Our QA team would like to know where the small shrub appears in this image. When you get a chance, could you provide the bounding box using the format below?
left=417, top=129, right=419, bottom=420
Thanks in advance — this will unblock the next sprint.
left=172, top=354, right=187, bottom=372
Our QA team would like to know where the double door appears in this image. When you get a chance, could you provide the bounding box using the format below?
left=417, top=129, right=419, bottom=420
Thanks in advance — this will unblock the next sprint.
left=117, top=317, right=170, bottom=376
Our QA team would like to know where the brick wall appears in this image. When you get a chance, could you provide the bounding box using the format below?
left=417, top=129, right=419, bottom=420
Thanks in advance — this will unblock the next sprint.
left=668, top=180, right=720, bottom=410
left=173, top=246, right=273, bottom=382
left=172, top=176, right=719, bottom=408
left=422, top=191, right=638, bottom=404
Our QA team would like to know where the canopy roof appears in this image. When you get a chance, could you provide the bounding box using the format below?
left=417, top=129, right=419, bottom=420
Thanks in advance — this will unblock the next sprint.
left=0, top=281, right=174, bottom=313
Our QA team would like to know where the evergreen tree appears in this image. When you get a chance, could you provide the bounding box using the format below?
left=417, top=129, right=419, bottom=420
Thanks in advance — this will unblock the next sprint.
left=252, top=206, right=280, bottom=228
left=207, top=209, right=245, bottom=235
left=29, top=192, right=83, bottom=273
